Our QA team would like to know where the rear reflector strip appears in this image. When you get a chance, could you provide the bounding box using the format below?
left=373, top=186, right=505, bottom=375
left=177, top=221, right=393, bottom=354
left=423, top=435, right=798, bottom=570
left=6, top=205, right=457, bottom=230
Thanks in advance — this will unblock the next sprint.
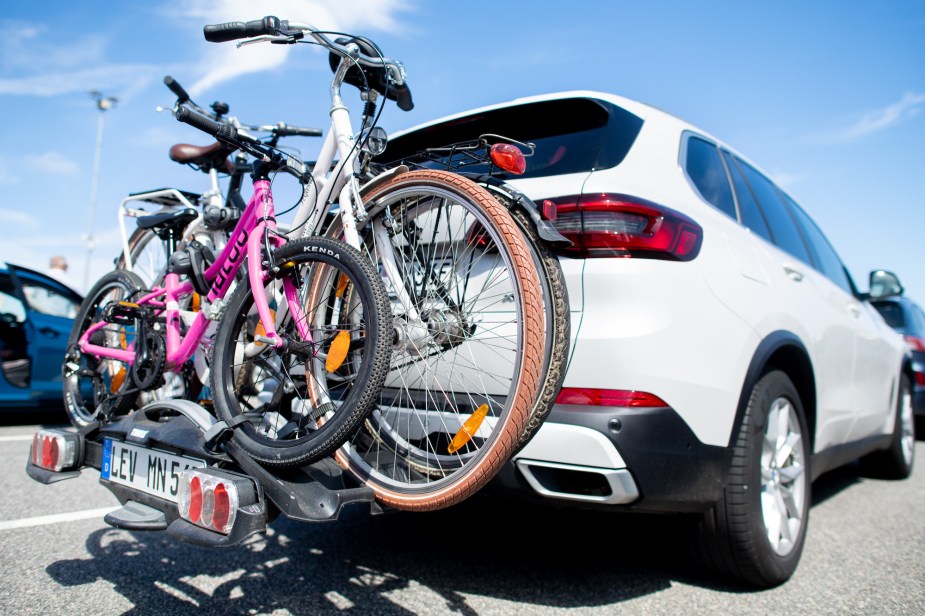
left=556, top=388, right=668, bottom=407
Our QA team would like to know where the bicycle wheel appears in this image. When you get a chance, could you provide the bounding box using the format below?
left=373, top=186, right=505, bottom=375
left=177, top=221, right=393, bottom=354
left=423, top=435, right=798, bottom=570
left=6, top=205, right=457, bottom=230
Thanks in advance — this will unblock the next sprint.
left=118, top=226, right=169, bottom=289
left=63, top=270, right=146, bottom=428
left=331, top=169, right=545, bottom=511
left=210, top=237, right=392, bottom=467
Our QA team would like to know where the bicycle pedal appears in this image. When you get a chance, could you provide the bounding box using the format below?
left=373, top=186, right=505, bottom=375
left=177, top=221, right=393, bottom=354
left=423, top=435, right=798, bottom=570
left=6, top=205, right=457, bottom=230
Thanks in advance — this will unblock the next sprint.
left=102, top=301, right=145, bottom=325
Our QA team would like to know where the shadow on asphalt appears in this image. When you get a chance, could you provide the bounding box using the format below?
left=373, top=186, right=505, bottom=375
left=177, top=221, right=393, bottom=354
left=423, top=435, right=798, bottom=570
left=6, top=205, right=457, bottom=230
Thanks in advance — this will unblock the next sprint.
left=45, top=493, right=736, bottom=614
left=36, top=416, right=925, bottom=612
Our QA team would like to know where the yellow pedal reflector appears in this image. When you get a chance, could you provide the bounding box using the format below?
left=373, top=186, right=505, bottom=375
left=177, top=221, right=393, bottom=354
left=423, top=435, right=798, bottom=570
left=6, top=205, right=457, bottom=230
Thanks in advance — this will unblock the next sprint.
left=253, top=310, right=276, bottom=346
left=336, top=273, right=350, bottom=298
left=325, top=330, right=351, bottom=372
left=448, top=403, right=489, bottom=453
left=111, top=367, right=126, bottom=393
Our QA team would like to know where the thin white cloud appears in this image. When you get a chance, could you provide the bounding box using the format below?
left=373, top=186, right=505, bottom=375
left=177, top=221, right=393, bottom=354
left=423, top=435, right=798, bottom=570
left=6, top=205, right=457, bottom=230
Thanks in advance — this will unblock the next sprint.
left=0, top=64, right=161, bottom=98
left=830, top=91, right=925, bottom=142
left=0, top=208, right=39, bottom=227
left=0, top=21, right=107, bottom=73
left=24, top=151, right=80, bottom=178
left=163, top=0, right=413, bottom=96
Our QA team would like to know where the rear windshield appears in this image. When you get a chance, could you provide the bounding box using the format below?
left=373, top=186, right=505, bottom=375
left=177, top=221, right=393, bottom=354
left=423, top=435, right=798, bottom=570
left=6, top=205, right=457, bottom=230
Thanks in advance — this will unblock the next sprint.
left=379, top=97, right=644, bottom=180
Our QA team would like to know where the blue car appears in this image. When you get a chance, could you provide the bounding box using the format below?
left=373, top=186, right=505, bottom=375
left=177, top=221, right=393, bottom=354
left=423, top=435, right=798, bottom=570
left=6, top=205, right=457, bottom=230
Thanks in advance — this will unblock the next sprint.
left=0, top=263, right=82, bottom=410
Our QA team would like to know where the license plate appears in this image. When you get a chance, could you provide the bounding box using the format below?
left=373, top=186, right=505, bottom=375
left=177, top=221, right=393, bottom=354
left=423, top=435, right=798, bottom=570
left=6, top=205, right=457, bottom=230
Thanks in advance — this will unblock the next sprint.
left=101, top=439, right=207, bottom=503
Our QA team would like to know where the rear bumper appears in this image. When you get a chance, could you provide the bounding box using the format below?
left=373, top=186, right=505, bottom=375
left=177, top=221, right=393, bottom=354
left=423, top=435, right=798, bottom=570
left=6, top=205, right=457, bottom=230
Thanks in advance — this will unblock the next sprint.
left=493, top=404, right=732, bottom=513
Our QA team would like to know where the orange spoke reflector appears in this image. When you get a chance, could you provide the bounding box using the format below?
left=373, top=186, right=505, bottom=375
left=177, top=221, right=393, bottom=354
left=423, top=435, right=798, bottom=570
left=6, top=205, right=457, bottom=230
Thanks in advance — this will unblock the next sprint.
left=111, top=367, right=126, bottom=393
left=254, top=310, right=276, bottom=346
left=336, top=273, right=350, bottom=298
left=192, top=293, right=201, bottom=312
left=448, top=403, right=489, bottom=454
left=325, top=330, right=351, bottom=373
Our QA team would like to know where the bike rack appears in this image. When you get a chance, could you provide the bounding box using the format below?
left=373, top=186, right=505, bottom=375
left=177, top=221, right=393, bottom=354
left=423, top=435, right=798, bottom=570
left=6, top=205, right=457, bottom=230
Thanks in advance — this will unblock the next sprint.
left=26, top=399, right=385, bottom=548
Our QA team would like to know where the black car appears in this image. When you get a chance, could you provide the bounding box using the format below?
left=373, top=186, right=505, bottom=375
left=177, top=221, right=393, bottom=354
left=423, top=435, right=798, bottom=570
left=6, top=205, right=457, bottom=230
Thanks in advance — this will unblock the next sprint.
left=872, top=292, right=925, bottom=415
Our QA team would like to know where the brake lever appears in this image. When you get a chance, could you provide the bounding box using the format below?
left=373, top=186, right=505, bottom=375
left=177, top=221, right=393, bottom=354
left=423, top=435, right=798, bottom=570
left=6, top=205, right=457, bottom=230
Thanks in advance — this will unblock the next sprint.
left=235, top=33, right=300, bottom=48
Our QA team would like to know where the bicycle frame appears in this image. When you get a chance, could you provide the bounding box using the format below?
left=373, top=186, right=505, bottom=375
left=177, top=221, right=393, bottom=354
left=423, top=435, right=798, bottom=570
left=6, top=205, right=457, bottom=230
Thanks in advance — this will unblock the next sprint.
left=79, top=175, right=309, bottom=370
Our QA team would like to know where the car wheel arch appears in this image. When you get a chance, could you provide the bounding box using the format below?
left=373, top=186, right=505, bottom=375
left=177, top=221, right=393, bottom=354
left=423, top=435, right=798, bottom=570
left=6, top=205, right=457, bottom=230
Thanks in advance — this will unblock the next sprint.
left=730, top=331, right=816, bottom=452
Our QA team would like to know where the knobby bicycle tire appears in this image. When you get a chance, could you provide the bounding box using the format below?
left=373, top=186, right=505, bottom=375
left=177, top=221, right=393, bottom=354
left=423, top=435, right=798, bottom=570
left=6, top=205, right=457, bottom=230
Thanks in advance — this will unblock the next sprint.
left=63, top=269, right=147, bottom=428
left=210, top=236, right=392, bottom=467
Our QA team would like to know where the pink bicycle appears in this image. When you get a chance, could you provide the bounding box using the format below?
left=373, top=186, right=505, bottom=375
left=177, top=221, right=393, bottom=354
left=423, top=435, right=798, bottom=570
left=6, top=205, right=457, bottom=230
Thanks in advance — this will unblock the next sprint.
left=63, top=134, right=392, bottom=467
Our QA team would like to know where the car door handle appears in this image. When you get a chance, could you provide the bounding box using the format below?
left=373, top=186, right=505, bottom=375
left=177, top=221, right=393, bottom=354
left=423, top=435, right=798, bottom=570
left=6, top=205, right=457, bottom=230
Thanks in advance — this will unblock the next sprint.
left=38, top=327, right=60, bottom=337
left=782, top=265, right=804, bottom=282
left=847, top=304, right=862, bottom=318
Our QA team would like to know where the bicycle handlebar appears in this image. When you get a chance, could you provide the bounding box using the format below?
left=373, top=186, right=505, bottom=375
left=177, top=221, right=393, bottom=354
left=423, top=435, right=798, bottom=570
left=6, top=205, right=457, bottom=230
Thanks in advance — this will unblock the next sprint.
left=163, top=75, right=191, bottom=104
left=202, top=16, right=414, bottom=111
left=203, top=16, right=282, bottom=43
left=176, top=105, right=239, bottom=143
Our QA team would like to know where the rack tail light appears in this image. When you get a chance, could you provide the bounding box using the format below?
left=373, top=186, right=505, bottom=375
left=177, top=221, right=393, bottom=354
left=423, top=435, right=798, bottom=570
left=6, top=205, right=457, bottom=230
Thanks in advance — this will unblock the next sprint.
left=30, top=430, right=80, bottom=472
left=903, top=335, right=925, bottom=353
left=489, top=143, right=527, bottom=175
left=547, top=193, right=703, bottom=260
left=177, top=469, right=256, bottom=535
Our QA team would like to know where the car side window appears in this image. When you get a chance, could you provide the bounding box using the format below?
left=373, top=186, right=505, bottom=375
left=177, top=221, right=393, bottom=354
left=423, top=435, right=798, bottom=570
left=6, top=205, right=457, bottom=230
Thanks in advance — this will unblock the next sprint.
left=731, top=157, right=813, bottom=265
left=684, top=136, right=737, bottom=219
left=21, top=280, right=79, bottom=318
left=721, top=151, right=773, bottom=243
left=912, top=304, right=925, bottom=335
left=784, top=196, right=854, bottom=294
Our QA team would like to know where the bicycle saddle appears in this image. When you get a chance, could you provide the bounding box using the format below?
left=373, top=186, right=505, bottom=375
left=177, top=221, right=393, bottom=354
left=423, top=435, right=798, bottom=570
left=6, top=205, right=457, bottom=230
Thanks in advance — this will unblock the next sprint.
left=137, top=207, right=199, bottom=240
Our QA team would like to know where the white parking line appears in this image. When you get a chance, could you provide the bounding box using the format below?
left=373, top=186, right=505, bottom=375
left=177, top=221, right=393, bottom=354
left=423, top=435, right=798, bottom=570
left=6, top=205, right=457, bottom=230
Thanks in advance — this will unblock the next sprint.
left=0, top=435, right=36, bottom=442
left=0, top=507, right=119, bottom=531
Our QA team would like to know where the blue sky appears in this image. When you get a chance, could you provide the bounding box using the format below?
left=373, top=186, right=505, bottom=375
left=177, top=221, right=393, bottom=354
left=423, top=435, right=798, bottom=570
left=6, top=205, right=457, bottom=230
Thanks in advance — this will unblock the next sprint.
left=1, top=1, right=923, bottom=305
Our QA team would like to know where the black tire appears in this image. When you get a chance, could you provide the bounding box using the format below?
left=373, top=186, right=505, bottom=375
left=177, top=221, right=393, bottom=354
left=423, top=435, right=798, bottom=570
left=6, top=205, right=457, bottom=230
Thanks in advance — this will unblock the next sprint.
left=503, top=204, right=570, bottom=450
left=210, top=237, right=392, bottom=467
left=330, top=169, right=545, bottom=511
left=691, top=370, right=811, bottom=588
left=63, top=270, right=147, bottom=428
left=859, top=373, right=915, bottom=479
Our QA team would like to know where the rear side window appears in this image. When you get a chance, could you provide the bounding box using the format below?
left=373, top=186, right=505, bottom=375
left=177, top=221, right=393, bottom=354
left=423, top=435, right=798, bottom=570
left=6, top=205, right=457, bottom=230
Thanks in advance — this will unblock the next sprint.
left=379, top=98, right=644, bottom=180
left=786, top=196, right=854, bottom=294
left=685, top=136, right=737, bottom=219
left=722, top=151, right=772, bottom=242
left=874, top=302, right=905, bottom=329
left=733, top=159, right=813, bottom=265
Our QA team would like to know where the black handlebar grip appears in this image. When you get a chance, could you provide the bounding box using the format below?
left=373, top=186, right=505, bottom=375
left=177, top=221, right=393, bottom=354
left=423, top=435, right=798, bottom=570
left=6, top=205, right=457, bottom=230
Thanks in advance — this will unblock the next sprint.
left=203, top=16, right=281, bottom=42
left=393, top=83, right=414, bottom=112
left=163, top=75, right=190, bottom=104
left=175, top=105, right=238, bottom=143
left=277, top=124, right=323, bottom=137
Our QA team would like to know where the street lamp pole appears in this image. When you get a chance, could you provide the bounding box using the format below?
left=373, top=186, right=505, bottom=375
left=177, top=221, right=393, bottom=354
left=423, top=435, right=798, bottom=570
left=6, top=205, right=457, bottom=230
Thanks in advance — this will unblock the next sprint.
left=83, top=91, right=118, bottom=291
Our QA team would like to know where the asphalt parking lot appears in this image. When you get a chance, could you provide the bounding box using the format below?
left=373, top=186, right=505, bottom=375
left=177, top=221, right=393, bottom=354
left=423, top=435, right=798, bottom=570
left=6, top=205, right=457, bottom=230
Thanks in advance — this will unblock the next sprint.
left=1, top=411, right=923, bottom=615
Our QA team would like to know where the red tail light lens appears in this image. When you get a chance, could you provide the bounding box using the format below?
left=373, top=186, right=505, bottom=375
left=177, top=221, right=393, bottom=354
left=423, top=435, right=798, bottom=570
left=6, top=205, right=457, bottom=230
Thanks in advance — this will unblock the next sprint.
left=547, top=194, right=702, bottom=260
left=915, top=371, right=925, bottom=386
left=903, top=335, right=925, bottom=353
left=489, top=143, right=526, bottom=175
left=177, top=469, right=243, bottom=535
left=31, top=430, right=79, bottom=472
left=555, top=388, right=668, bottom=407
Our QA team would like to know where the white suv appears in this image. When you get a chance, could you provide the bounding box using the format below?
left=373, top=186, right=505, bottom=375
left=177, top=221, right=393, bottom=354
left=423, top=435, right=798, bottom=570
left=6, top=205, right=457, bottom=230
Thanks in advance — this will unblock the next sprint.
left=381, top=91, right=915, bottom=587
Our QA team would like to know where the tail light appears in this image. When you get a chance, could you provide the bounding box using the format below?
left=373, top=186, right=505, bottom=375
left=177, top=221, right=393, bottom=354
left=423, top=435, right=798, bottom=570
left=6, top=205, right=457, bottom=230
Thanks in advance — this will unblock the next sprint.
left=177, top=469, right=256, bottom=535
left=547, top=193, right=702, bottom=260
left=914, top=371, right=925, bottom=387
left=903, top=335, right=925, bottom=353
left=556, top=388, right=668, bottom=408
left=30, top=430, right=80, bottom=472
left=489, top=143, right=526, bottom=175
